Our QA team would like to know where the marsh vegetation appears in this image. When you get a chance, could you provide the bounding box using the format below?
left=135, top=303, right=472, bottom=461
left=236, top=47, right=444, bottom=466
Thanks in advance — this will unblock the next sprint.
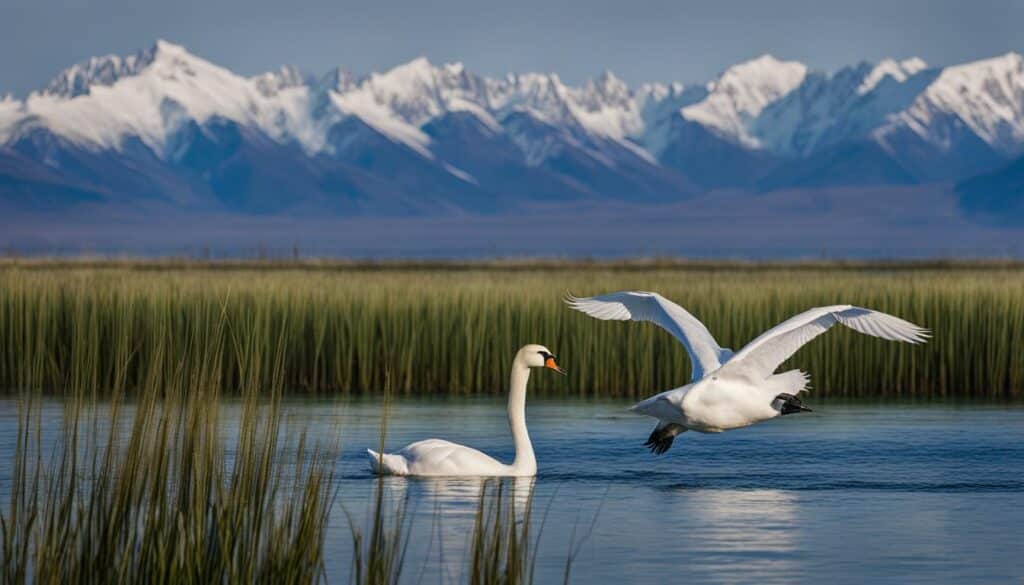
left=1, top=260, right=1022, bottom=398
left=1, top=259, right=1022, bottom=583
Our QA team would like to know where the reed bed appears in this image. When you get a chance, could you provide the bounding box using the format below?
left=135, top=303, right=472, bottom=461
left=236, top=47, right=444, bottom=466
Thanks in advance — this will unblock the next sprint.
left=1, top=262, right=1022, bottom=398
left=0, top=308, right=337, bottom=584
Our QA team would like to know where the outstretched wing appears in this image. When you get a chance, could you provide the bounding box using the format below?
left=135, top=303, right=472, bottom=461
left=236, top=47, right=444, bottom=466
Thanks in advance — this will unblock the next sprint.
left=565, top=291, right=731, bottom=381
left=721, top=305, right=929, bottom=381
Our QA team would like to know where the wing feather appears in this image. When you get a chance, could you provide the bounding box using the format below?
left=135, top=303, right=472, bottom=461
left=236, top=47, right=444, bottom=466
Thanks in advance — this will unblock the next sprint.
left=565, top=291, right=730, bottom=381
left=721, top=305, right=929, bottom=380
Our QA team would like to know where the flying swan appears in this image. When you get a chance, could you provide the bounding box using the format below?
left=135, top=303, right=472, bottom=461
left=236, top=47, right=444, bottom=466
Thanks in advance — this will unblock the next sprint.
left=367, top=344, right=565, bottom=476
left=566, top=292, right=929, bottom=454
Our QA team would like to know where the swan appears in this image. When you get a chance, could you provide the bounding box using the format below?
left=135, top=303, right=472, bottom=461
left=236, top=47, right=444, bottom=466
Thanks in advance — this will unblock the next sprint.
left=566, top=292, right=929, bottom=454
left=367, top=344, right=565, bottom=476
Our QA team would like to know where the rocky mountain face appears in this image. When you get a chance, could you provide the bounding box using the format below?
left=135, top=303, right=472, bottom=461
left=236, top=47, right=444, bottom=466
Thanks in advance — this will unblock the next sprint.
left=2, top=41, right=1024, bottom=221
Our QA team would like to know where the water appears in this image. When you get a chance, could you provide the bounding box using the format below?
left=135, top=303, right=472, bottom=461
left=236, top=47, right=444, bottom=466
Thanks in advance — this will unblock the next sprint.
left=2, top=397, right=1023, bottom=584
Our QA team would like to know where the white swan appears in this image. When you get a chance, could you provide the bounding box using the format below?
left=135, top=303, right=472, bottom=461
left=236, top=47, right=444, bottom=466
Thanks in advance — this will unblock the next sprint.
left=367, top=344, right=565, bottom=476
left=566, top=292, right=929, bottom=453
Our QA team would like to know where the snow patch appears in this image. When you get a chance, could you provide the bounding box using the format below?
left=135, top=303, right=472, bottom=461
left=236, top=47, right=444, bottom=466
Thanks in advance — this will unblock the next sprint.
left=857, top=57, right=928, bottom=95
left=4, top=41, right=1024, bottom=181
left=443, top=162, right=478, bottom=184
left=891, top=52, right=1024, bottom=155
left=682, top=54, right=807, bottom=147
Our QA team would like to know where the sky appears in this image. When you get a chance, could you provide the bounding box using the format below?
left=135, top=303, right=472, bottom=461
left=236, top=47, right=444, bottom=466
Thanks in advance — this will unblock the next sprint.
left=3, top=0, right=1022, bottom=96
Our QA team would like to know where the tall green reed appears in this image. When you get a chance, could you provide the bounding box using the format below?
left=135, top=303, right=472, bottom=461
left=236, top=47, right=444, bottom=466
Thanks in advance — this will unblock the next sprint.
left=1, top=263, right=1022, bottom=398
left=0, top=302, right=337, bottom=584
left=349, top=376, right=411, bottom=585
left=469, top=480, right=537, bottom=585
left=467, top=478, right=595, bottom=585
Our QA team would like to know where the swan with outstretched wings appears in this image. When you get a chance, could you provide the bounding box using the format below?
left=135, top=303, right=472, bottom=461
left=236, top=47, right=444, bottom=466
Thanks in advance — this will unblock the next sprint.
left=566, top=292, right=929, bottom=454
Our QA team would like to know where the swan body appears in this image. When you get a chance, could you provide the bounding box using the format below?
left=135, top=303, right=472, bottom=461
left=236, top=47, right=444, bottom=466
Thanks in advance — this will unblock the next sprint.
left=367, top=344, right=564, bottom=476
left=566, top=293, right=929, bottom=453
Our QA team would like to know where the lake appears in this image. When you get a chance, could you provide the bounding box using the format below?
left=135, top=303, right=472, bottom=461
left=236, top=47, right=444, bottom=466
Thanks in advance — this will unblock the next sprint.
left=2, top=397, right=1023, bottom=584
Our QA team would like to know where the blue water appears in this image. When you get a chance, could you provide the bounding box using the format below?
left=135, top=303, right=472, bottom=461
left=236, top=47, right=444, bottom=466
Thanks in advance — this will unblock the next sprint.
left=2, top=398, right=1023, bottom=583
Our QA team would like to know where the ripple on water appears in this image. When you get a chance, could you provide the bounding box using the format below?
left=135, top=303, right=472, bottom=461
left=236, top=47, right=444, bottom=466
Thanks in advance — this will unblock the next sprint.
left=2, top=398, right=1023, bottom=584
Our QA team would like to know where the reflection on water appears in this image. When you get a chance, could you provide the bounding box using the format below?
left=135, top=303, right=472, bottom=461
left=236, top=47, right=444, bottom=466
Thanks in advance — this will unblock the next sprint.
left=3, top=398, right=1024, bottom=584
left=396, top=475, right=536, bottom=583
left=338, top=474, right=539, bottom=584
left=415, top=475, right=535, bottom=513
left=661, top=489, right=800, bottom=581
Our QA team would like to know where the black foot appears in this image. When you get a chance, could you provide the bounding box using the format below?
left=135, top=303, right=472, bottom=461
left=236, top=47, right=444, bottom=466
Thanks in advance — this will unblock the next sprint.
left=774, top=393, right=813, bottom=415
left=644, top=424, right=685, bottom=455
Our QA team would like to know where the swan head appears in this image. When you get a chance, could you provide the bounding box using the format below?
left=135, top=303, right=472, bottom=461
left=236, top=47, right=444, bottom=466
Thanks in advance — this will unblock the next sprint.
left=517, top=344, right=566, bottom=375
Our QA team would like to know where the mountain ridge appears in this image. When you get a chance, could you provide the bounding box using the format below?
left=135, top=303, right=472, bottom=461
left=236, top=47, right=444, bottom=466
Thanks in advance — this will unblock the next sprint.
left=2, top=40, right=1024, bottom=222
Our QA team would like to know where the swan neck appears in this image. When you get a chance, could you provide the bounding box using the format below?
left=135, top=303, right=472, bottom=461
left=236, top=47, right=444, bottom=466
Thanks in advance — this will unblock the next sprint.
left=508, top=360, right=535, bottom=474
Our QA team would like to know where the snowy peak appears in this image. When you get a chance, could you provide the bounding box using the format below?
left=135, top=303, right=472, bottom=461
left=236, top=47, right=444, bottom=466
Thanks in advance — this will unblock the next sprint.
left=319, top=67, right=355, bottom=93
left=327, top=56, right=498, bottom=155
left=491, top=72, right=572, bottom=123
left=858, top=57, right=928, bottom=94
left=754, top=56, right=936, bottom=155
left=558, top=71, right=643, bottom=140
left=15, top=40, right=322, bottom=157
left=892, top=52, right=1024, bottom=155
left=682, top=54, right=808, bottom=147
left=583, top=71, right=631, bottom=104
left=636, top=81, right=706, bottom=114
left=347, top=56, right=492, bottom=128
left=37, top=40, right=222, bottom=99
left=714, top=54, right=808, bottom=97
left=7, top=41, right=1024, bottom=198
left=40, top=51, right=152, bottom=99
left=252, top=65, right=307, bottom=97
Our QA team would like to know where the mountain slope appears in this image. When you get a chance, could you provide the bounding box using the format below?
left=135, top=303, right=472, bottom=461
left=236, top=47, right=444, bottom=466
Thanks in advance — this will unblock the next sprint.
left=875, top=52, right=1024, bottom=181
left=2, top=42, right=1024, bottom=223
left=756, top=58, right=934, bottom=156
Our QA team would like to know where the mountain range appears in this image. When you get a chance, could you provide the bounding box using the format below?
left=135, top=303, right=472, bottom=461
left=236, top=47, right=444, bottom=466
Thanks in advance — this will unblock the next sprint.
left=2, top=40, right=1024, bottom=253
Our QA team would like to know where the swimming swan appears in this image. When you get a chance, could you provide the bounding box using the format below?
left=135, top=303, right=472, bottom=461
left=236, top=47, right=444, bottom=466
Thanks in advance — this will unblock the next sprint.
left=367, top=344, right=565, bottom=476
left=566, top=292, right=929, bottom=454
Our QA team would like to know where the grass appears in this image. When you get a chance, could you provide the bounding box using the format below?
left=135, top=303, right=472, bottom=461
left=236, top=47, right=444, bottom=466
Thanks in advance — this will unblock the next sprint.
left=1, top=260, right=1023, bottom=398
left=468, top=479, right=599, bottom=585
left=469, top=480, right=538, bottom=585
left=0, top=310, right=337, bottom=584
left=349, top=379, right=411, bottom=585
left=347, top=477, right=410, bottom=585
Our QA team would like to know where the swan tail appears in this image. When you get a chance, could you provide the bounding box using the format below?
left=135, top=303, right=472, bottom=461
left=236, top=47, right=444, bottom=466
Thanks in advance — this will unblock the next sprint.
left=768, top=369, right=810, bottom=396
left=766, top=369, right=812, bottom=415
left=643, top=422, right=686, bottom=455
left=366, top=448, right=409, bottom=475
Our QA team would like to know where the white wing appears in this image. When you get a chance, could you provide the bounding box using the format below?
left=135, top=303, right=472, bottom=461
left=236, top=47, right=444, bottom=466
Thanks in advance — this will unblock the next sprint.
left=565, top=291, right=731, bottom=381
left=721, top=305, right=930, bottom=381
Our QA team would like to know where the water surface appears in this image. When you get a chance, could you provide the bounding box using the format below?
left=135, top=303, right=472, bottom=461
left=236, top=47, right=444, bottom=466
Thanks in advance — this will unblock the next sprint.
left=2, top=398, right=1022, bottom=584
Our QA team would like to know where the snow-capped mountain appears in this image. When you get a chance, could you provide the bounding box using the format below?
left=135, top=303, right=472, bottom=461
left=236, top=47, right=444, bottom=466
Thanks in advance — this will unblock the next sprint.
left=755, top=58, right=934, bottom=156
left=884, top=53, right=1024, bottom=157
left=2, top=41, right=318, bottom=158
left=875, top=52, right=1024, bottom=181
left=2, top=40, right=1024, bottom=220
left=680, top=54, right=808, bottom=149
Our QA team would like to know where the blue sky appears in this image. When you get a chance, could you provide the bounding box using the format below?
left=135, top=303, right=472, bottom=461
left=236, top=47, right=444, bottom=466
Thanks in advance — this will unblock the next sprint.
left=3, top=0, right=1021, bottom=95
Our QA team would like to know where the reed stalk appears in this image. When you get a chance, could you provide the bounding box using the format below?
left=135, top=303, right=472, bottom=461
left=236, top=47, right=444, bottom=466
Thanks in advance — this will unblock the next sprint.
left=2, top=263, right=1020, bottom=398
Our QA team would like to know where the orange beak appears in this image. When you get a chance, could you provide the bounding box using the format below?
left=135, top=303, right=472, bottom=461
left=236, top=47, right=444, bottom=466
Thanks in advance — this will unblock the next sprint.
left=545, top=357, right=567, bottom=375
